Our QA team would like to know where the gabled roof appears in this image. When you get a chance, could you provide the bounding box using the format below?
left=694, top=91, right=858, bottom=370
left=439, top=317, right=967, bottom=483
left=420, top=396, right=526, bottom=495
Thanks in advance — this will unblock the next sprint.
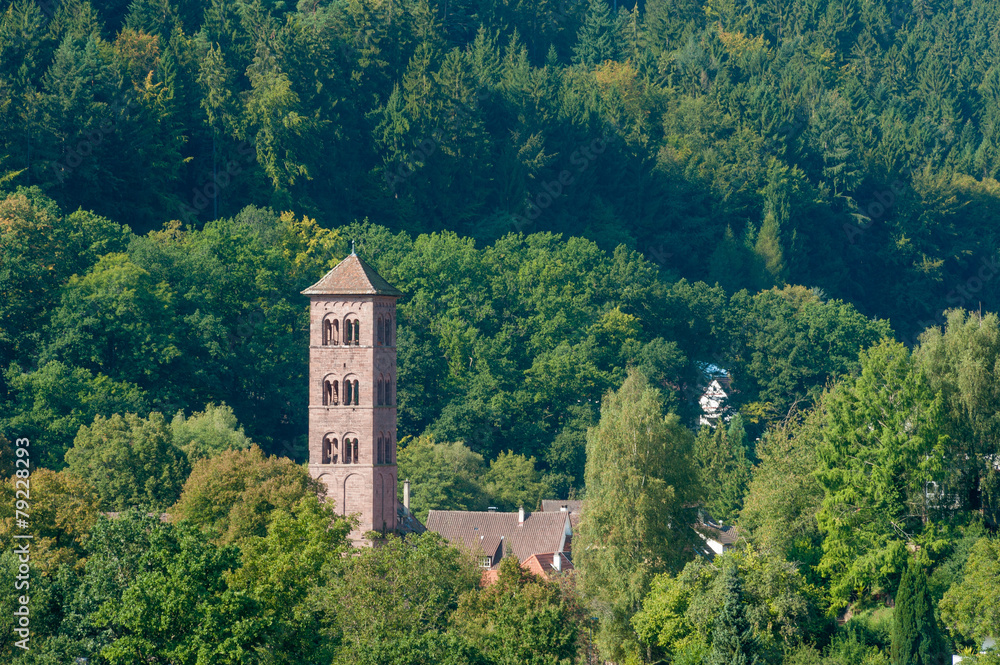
left=697, top=520, right=741, bottom=545
left=426, top=510, right=570, bottom=562
left=480, top=551, right=575, bottom=585
left=301, top=252, right=403, bottom=297
left=540, top=499, right=584, bottom=513
left=540, top=499, right=584, bottom=528
left=523, top=552, right=574, bottom=578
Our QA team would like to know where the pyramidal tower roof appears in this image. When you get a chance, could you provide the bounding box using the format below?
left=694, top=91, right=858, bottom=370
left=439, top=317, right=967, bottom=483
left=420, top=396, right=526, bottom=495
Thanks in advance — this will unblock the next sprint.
left=301, top=251, right=403, bottom=297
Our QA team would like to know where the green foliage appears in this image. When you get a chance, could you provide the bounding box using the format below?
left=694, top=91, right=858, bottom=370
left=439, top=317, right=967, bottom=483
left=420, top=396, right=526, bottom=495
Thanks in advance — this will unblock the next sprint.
left=0, top=360, right=148, bottom=469
left=224, top=496, right=353, bottom=659
left=169, top=402, right=253, bottom=461
left=815, top=340, right=949, bottom=609
left=891, top=560, right=947, bottom=665
left=93, top=521, right=249, bottom=664
left=451, top=556, right=580, bottom=665
left=572, top=0, right=619, bottom=66
left=739, top=409, right=824, bottom=567
left=915, top=311, right=1000, bottom=527
left=695, top=422, right=752, bottom=523
left=725, top=286, right=894, bottom=422
left=0, top=468, right=101, bottom=569
left=481, top=451, right=552, bottom=512
left=0, top=190, right=130, bottom=366
left=708, top=563, right=760, bottom=665
left=396, top=437, right=488, bottom=521
left=65, top=411, right=189, bottom=511
left=940, top=536, right=1000, bottom=647
left=576, top=368, right=701, bottom=661
left=170, top=444, right=324, bottom=545
left=318, top=532, right=483, bottom=664
left=634, top=547, right=824, bottom=663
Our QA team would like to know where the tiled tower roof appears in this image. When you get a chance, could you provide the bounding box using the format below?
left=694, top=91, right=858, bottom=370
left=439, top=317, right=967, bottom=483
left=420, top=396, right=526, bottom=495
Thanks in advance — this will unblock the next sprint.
left=301, top=252, right=403, bottom=297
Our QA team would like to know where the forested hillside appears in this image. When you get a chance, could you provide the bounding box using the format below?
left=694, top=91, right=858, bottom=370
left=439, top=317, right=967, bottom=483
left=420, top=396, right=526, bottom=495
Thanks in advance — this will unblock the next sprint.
left=3, top=0, right=1000, bottom=339
left=6, top=0, right=1000, bottom=663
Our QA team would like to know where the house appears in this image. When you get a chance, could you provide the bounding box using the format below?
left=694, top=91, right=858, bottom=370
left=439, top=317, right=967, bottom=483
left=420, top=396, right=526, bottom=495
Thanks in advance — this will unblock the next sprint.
left=697, top=363, right=733, bottom=427
left=425, top=507, right=573, bottom=582
left=696, top=518, right=741, bottom=557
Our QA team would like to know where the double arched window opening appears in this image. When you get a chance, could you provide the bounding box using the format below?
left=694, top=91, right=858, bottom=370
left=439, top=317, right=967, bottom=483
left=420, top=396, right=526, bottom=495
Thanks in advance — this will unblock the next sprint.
left=322, top=317, right=340, bottom=346
left=323, top=434, right=359, bottom=464
left=343, top=317, right=360, bottom=345
left=343, top=378, right=360, bottom=406
left=323, top=378, right=339, bottom=406
left=322, top=435, right=338, bottom=464
left=376, top=375, right=395, bottom=406
left=376, top=431, right=396, bottom=465
left=323, top=377, right=359, bottom=406
left=377, top=314, right=395, bottom=347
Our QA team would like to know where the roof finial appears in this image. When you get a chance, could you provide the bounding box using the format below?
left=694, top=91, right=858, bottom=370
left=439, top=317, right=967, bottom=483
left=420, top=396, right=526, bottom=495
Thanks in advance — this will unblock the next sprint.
left=351, top=240, right=356, bottom=255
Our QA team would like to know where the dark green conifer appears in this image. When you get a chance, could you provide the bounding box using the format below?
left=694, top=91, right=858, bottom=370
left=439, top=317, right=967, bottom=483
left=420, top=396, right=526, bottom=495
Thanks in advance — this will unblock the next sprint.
left=571, top=0, right=617, bottom=66
left=892, top=559, right=948, bottom=665
left=708, top=564, right=759, bottom=665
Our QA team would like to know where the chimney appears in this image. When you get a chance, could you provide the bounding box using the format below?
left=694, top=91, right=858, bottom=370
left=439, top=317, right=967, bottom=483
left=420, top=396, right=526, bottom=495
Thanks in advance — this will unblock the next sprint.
left=553, top=553, right=562, bottom=572
left=518, top=506, right=525, bottom=524
left=403, top=479, right=410, bottom=514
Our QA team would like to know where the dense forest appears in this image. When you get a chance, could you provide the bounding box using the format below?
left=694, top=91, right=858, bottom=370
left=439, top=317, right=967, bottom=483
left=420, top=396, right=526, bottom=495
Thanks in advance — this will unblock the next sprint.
left=4, top=0, right=1000, bottom=662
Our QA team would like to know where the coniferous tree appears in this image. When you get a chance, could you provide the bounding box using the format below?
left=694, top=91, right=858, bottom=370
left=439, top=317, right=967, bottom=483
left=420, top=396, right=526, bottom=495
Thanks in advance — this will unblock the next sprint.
left=708, top=563, right=759, bottom=665
left=571, top=0, right=617, bottom=66
left=892, top=559, right=947, bottom=665
left=694, top=423, right=752, bottom=523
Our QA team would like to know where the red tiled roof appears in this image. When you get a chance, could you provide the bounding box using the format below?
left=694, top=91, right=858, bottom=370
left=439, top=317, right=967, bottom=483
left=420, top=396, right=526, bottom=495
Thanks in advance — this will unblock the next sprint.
left=523, top=552, right=574, bottom=579
left=301, top=253, right=403, bottom=296
left=480, top=552, right=574, bottom=585
left=426, top=510, right=570, bottom=562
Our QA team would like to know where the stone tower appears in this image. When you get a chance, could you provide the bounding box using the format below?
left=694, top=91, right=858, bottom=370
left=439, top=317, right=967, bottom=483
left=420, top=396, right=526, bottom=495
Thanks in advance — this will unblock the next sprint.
left=302, top=251, right=402, bottom=541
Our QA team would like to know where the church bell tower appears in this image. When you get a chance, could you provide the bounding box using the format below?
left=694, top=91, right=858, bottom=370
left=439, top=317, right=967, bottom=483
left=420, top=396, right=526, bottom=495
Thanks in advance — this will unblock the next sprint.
left=302, top=250, right=402, bottom=541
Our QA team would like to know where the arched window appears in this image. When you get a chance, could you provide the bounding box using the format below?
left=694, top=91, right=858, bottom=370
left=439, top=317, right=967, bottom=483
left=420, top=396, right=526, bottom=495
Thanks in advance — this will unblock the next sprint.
left=344, top=317, right=353, bottom=345
left=353, top=319, right=360, bottom=345
left=386, top=377, right=393, bottom=405
left=332, top=438, right=339, bottom=464
left=322, top=436, right=333, bottom=464
left=344, top=438, right=352, bottom=464
left=377, top=434, right=384, bottom=464
left=323, top=319, right=331, bottom=345
left=378, top=315, right=384, bottom=345
left=377, top=377, right=384, bottom=405
left=324, top=379, right=339, bottom=406
left=353, top=380, right=359, bottom=405
left=387, top=315, right=394, bottom=346
left=344, top=380, right=353, bottom=405
left=352, top=438, right=359, bottom=463
left=388, top=432, right=395, bottom=464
